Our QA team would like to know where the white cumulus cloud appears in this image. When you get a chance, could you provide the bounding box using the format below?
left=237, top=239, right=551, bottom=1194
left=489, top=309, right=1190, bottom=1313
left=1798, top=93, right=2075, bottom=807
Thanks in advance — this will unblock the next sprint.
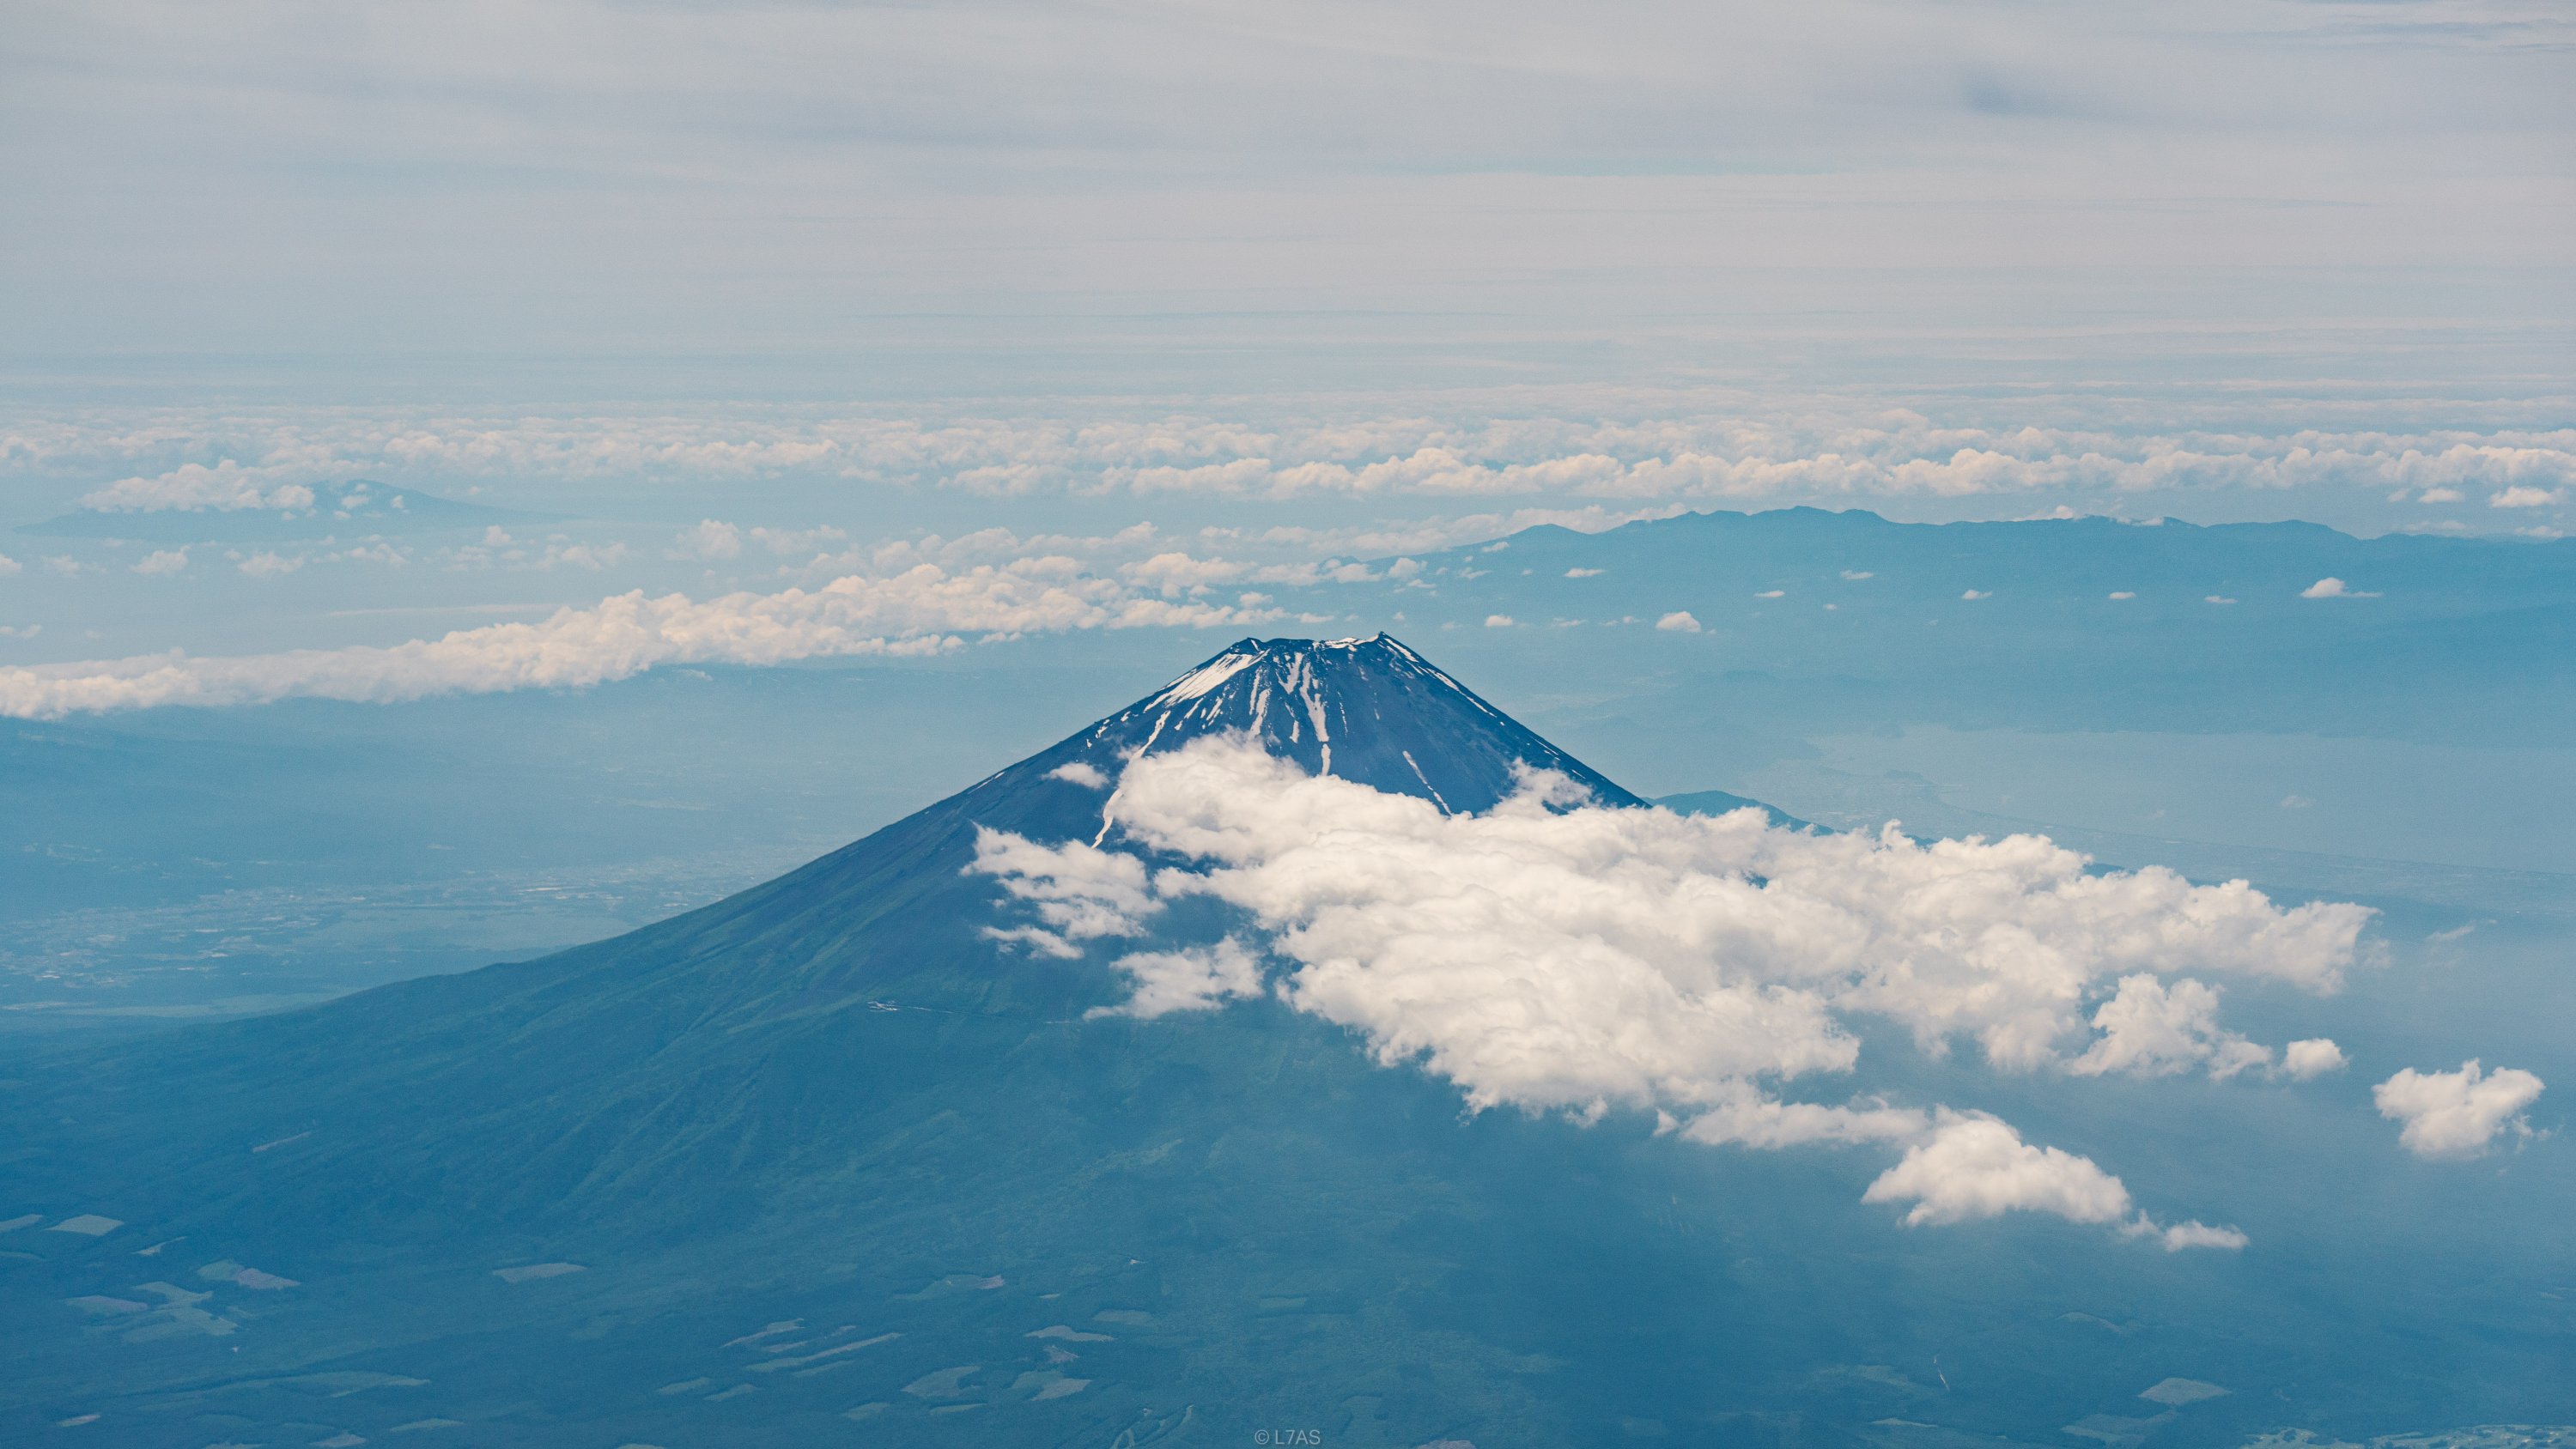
left=237, top=551, right=305, bottom=579
left=2066, top=974, right=2273, bottom=1080
left=130, top=549, right=189, bottom=576
left=2374, top=1059, right=2546, bottom=1159
left=2278, top=1038, right=2348, bottom=1081
left=81, top=462, right=316, bottom=513
left=1656, top=611, right=1703, bottom=633
left=675, top=519, right=744, bottom=559
left=1861, top=1113, right=2133, bottom=1228
left=973, top=737, right=2371, bottom=1242
left=2489, top=486, right=2562, bottom=509
left=1093, top=937, right=1266, bottom=1019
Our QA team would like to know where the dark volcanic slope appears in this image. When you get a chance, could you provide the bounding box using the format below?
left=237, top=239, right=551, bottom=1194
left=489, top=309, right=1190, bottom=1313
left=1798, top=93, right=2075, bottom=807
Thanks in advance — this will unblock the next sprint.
left=0, top=634, right=1695, bottom=1446
left=4, top=634, right=1638, bottom=1245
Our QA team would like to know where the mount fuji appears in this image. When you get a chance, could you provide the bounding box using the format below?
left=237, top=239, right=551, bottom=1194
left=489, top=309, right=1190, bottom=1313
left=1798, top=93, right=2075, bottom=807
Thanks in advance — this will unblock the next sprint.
left=0, top=636, right=2541, bottom=1447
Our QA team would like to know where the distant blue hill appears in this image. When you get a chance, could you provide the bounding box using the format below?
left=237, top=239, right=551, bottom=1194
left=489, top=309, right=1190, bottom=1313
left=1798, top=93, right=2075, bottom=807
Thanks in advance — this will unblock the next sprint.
left=1657, top=787, right=1808, bottom=830
left=18, top=480, right=544, bottom=542
left=1368, top=507, right=2576, bottom=797
left=1473, top=508, right=2576, bottom=617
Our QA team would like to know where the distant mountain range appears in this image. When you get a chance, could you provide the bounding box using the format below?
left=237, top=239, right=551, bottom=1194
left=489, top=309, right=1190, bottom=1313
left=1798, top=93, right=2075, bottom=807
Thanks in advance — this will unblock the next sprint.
left=19, top=481, right=539, bottom=542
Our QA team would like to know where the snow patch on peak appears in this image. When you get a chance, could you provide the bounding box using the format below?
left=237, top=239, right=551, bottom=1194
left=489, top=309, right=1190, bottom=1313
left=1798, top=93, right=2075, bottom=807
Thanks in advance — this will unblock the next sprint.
left=1058, top=633, right=1639, bottom=815
left=1153, top=646, right=1261, bottom=704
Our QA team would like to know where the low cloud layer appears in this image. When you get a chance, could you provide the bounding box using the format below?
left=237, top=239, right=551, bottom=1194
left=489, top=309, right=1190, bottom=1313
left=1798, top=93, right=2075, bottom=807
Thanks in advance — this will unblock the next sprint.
left=14, top=407, right=2573, bottom=522
left=2374, top=1060, right=2547, bottom=1158
left=973, top=737, right=2382, bottom=1243
left=0, top=562, right=1287, bottom=718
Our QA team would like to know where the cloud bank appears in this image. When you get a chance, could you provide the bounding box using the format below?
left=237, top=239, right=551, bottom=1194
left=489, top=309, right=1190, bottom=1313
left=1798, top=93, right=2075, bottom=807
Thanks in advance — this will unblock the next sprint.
left=0, top=562, right=1285, bottom=719
left=973, top=737, right=2379, bottom=1242
left=15, top=409, right=2574, bottom=518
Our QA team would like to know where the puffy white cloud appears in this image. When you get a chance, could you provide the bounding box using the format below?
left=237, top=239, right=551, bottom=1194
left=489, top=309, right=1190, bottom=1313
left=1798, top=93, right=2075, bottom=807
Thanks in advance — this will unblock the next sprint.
left=80, top=462, right=316, bottom=513
left=987, top=738, right=2368, bottom=1092
left=1677, top=1086, right=1927, bottom=1149
left=2490, top=486, right=2562, bottom=509
left=2153, top=1221, right=2251, bottom=1252
left=1047, top=761, right=1110, bottom=789
left=972, top=831, right=1156, bottom=960
left=1484, top=614, right=1515, bottom=627
left=238, top=552, right=305, bottom=579
left=1961, top=589, right=1990, bottom=600
left=2300, top=577, right=2379, bottom=599
left=973, top=737, right=2370, bottom=1240
left=1850, top=1112, right=2245, bottom=1248
left=1093, top=938, right=1266, bottom=1019
left=539, top=541, right=627, bottom=571
left=2373, top=1060, right=2546, bottom=1158
left=2067, top=975, right=2273, bottom=1081
left=1862, top=1113, right=2134, bottom=1228
left=0, top=564, right=1280, bottom=719
left=1564, top=567, right=1603, bottom=578
left=675, top=519, right=744, bottom=559
left=130, top=549, right=189, bottom=576
left=0, top=553, right=19, bottom=576
left=2278, top=1038, right=2347, bottom=1081
left=672, top=519, right=848, bottom=561
left=1656, top=611, right=1703, bottom=633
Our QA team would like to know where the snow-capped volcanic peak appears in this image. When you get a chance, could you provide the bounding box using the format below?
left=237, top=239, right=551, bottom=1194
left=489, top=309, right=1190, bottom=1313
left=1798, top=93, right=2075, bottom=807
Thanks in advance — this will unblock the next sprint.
left=1059, top=634, right=1639, bottom=815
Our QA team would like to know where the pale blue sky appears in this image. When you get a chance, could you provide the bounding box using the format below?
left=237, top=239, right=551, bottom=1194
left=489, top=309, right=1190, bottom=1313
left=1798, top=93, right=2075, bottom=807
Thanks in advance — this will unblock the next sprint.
left=3, top=0, right=2568, bottom=395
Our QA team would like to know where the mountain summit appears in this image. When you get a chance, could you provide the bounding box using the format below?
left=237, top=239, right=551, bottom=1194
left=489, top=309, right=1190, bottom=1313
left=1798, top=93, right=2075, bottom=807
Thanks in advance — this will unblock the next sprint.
left=1042, top=634, right=1639, bottom=814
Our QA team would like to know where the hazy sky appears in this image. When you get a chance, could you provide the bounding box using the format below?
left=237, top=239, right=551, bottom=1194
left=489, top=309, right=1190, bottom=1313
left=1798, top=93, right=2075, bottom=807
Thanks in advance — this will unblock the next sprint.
left=3, top=0, right=2569, bottom=397
left=2, top=0, right=2572, bottom=684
